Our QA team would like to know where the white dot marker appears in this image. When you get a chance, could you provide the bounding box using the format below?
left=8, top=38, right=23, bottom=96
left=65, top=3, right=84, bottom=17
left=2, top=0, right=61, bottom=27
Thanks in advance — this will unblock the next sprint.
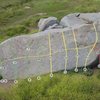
left=12, top=61, right=17, bottom=64
left=50, top=73, right=53, bottom=78
left=4, top=79, right=8, bottom=83
left=2, top=79, right=5, bottom=83
left=98, top=64, right=100, bottom=69
left=0, top=79, right=4, bottom=83
left=28, top=78, right=32, bottom=82
left=63, top=70, right=67, bottom=74
left=74, top=68, right=78, bottom=72
left=14, top=80, right=18, bottom=84
left=37, top=76, right=41, bottom=80
left=26, top=48, right=30, bottom=51
left=83, top=68, right=87, bottom=72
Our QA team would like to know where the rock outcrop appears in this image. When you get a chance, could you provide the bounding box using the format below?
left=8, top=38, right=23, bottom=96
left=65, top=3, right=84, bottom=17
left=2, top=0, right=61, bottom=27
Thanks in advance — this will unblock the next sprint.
left=0, top=13, right=100, bottom=80
left=60, top=13, right=100, bottom=28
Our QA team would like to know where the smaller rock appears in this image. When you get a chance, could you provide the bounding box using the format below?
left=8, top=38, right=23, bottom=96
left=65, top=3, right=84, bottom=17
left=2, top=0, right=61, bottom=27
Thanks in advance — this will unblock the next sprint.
left=38, top=17, right=59, bottom=31
left=60, top=13, right=87, bottom=28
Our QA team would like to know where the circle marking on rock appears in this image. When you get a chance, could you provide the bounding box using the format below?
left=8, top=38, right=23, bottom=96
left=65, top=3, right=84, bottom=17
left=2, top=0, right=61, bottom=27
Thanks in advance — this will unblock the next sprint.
left=64, top=70, right=67, bottom=74
left=83, top=68, right=88, bottom=72
left=26, top=48, right=30, bottom=51
left=28, top=78, right=32, bottom=82
left=37, top=76, right=41, bottom=80
left=50, top=73, right=53, bottom=78
left=12, top=61, right=17, bottom=64
left=74, top=68, right=78, bottom=72
left=14, top=80, right=18, bottom=84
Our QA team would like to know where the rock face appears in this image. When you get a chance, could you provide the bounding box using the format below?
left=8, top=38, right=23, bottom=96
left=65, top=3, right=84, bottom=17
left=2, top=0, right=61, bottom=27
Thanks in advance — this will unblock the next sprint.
left=0, top=13, right=100, bottom=80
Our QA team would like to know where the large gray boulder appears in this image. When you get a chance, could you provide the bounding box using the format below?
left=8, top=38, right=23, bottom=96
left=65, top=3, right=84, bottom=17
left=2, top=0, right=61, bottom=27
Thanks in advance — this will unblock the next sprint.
left=0, top=13, right=100, bottom=80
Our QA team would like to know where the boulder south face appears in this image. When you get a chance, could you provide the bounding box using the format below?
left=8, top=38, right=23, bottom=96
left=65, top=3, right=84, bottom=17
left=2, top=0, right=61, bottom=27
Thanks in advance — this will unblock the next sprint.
left=0, top=13, right=100, bottom=80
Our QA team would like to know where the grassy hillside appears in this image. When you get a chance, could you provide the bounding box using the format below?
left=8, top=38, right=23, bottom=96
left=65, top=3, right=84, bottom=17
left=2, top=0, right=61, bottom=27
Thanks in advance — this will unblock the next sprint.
left=0, top=0, right=100, bottom=42
left=0, top=0, right=100, bottom=100
left=0, top=69, right=100, bottom=100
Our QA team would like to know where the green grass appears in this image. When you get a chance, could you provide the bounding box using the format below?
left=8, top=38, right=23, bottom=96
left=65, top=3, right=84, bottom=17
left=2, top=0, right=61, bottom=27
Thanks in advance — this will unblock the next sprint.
left=0, top=0, right=100, bottom=42
left=0, top=69, right=100, bottom=100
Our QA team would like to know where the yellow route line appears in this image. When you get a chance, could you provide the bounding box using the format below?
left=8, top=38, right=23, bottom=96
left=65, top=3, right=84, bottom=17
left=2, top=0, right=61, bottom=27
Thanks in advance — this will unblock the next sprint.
left=84, top=23, right=98, bottom=70
left=0, top=44, right=94, bottom=65
left=62, top=32, right=68, bottom=72
left=72, top=29, right=79, bottom=71
left=48, top=33, right=53, bottom=74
